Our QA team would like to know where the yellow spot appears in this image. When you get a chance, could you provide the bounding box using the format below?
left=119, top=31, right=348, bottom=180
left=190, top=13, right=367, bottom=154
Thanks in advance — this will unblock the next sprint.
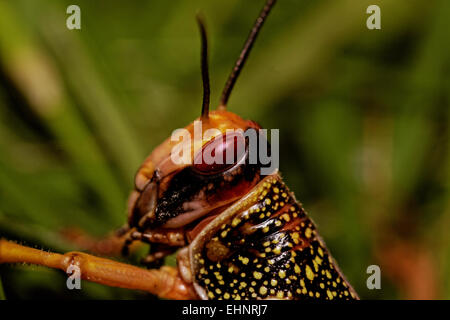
left=242, top=257, right=249, bottom=265
left=315, top=292, right=320, bottom=298
left=265, top=199, right=271, bottom=205
left=231, top=218, right=241, bottom=227
left=208, top=292, right=215, bottom=299
left=253, top=271, right=263, bottom=280
left=282, top=214, right=291, bottom=222
left=313, top=261, right=319, bottom=272
left=263, top=241, right=270, bottom=247
left=239, top=282, right=247, bottom=288
left=315, top=256, right=322, bottom=265
left=263, top=226, right=270, bottom=233
left=325, top=270, right=332, bottom=279
left=332, top=281, right=337, bottom=288
left=235, top=295, right=241, bottom=300
left=318, top=247, right=324, bottom=257
left=273, top=247, right=281, bottom=255
left=273, top=187, right=279, bottom=193
left=259, top=286, right=267, bottom=295
left=241, top=273, right=246, bottom=278
left=306, top=265, right=315, bottom=281
left=264, top=267, right=270, bottom=273
left=294, top=264, right=301, bottom=274
left=278, top=270, right=286, bottom=279
left=275, top=220, right=282, bottom=227
left=309, top=291, right=313, bottom=297
left=221, top=231, right=227, bottom=238
left=271, top=279, right=277, bottom=286
left=228, top=266, right=234, bottom=273
left=327, top=290, right=333, bottom=300
left=224, top=293, right=230, bottom=299
left=320, top=283, right=325, bottom=289
left=215, top=288, right=222, bottom=294
left=205, top=279, right=210, bottom=285
left=305, top=228, right=312, bottom=238
left=276, top=291, right=284, bottom=298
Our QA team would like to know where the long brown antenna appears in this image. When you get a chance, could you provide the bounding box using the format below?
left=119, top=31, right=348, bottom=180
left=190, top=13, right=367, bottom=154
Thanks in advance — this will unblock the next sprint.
left=196, top=15, right=210, bottom=120
left=219, top=0, right=277, bottom=109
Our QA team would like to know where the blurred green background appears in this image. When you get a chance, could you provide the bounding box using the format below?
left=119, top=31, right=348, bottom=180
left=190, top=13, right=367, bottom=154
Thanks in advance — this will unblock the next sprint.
left=0, top=0, right=449, bottom=299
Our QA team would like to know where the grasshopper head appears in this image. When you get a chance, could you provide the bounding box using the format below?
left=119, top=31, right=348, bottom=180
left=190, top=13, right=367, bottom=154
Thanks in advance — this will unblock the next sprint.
left=127, top=110, right=268, bottom=235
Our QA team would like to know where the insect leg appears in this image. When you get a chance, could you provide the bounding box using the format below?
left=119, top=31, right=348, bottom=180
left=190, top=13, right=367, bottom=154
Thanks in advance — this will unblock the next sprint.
left=0, top=239, right=196, bottom=299
left=127, top=229, right=186, bottom=268
left=61, top=224, right=133, bottom=256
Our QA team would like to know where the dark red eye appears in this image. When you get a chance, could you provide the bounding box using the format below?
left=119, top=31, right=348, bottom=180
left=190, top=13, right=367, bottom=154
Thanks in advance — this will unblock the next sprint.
left=193, top=132, right=246, bottom=174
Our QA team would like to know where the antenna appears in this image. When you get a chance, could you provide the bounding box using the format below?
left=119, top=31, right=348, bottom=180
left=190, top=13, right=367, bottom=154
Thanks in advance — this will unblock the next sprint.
left=196, top=15, right=211, bottom=120
left=219, top=0, right=277, bottom=108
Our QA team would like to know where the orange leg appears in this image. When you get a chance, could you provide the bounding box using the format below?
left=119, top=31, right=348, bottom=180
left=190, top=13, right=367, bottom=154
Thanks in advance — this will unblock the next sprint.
left=60, top=226, right=142, bottom=256
left=0, top=239, right=197, bottom=300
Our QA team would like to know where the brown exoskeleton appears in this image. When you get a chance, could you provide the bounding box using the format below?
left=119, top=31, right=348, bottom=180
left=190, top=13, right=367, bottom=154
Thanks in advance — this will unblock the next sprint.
left=0, top=0, right=358, bottom=300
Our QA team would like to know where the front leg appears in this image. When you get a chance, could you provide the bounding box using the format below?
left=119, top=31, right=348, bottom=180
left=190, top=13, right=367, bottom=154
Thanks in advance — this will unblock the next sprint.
left=0, top=239, right=196, bottom=300
left=124, top=229, right=186, bottom=267
left=61, top=225, right=135, bottom=256
left=122, top=228, right=186, bottom=264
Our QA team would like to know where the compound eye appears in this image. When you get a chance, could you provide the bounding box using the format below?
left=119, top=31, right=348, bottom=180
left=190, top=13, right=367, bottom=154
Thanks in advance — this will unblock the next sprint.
left=193, top=132, right=246, bottom=175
